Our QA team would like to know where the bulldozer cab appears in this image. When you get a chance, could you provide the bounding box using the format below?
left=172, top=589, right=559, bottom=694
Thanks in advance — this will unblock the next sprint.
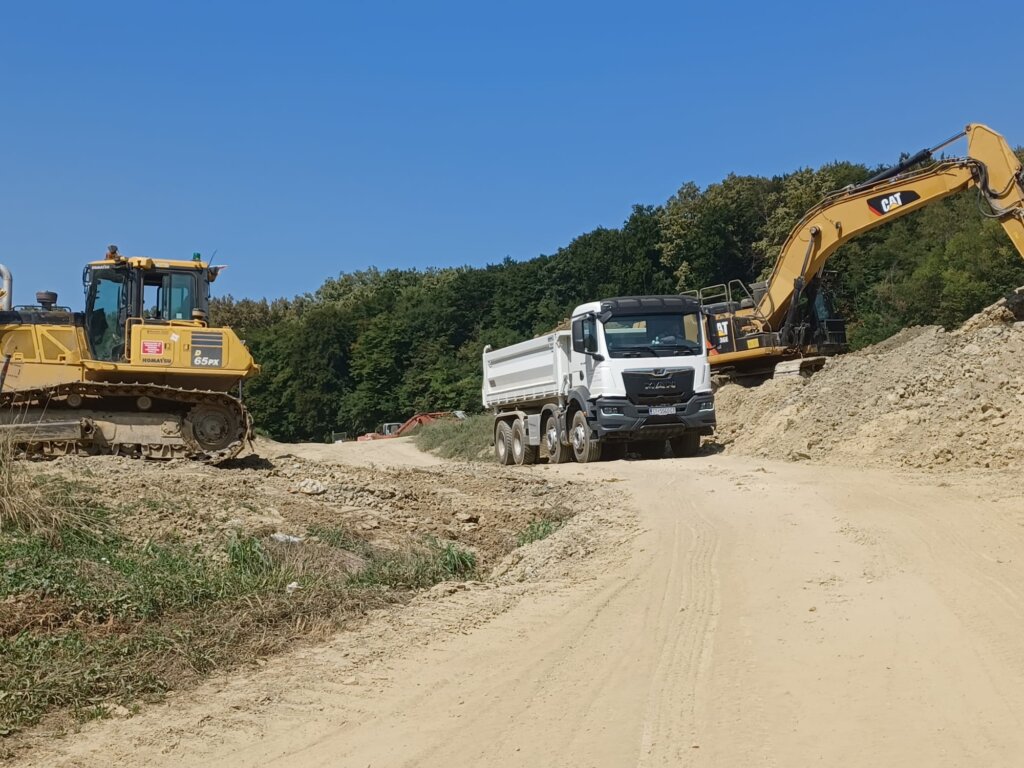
left=84, top=247, right=213, bottom=362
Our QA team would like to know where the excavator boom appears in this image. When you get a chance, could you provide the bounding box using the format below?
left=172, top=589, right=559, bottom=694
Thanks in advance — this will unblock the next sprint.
left=702, top=123, right=1024, bottom=375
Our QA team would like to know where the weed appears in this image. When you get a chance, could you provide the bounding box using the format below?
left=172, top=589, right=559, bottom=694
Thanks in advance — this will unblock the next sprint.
left=314, top=526, right=476, bottom=585
left=226, top=534, right=273, bottom=578
left=309, top=525, right=373, bottom=556
left=437, top=541, right=476, bottom=577
left=141, top=498, right=165, bottom=512
left=516, top=519, right=561, bottom=546
left=349, top=538, right=477, bottom=589
left=0, top=438, right=535, bottom=742
left=78, top=705, right=112, bottom=723
left=0, top=502, right=480, bottom=737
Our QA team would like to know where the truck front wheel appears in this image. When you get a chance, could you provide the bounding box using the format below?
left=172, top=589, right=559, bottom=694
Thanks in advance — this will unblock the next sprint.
left=495, top=421, right=514, bottom=465
left=511, top=419, right=538, bottom=465
left=570, top=410, right=602, bottom=464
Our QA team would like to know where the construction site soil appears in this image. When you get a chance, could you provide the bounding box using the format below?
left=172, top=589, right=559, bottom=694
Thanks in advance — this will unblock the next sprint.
left=9, top=291, right=1024, bottom=767
left=32, top=439, right=611, bottom=574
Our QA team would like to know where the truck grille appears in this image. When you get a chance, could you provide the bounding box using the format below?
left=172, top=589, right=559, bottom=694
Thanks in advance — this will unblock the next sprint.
left=622, top=369, right=695, bottom=405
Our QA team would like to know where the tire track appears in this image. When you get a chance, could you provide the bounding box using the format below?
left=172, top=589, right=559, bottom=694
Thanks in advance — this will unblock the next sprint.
left=636, top=477, right=721, bottom=766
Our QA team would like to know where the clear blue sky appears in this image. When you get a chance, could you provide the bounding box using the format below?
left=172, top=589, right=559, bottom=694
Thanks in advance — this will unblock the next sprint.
left=1, top=0, right=1020, bottom=310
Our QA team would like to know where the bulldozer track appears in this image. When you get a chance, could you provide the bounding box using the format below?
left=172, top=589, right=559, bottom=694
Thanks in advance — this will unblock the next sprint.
left=0, top=381, right=253, bottom=464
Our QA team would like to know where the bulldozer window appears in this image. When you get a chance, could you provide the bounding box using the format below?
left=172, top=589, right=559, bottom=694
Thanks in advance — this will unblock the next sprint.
left=140, top=272, right=198, bottom=321
left=86, top=268, right=126, bottom=361
left=167, top=273, right=196, bottom=320
left=142, top=277, right=162, bottom=319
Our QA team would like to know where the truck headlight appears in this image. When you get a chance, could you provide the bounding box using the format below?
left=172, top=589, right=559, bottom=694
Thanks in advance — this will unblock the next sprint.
left=699, top=400, right=715, bottom=412
left=602, top=406, right=624, bottom=415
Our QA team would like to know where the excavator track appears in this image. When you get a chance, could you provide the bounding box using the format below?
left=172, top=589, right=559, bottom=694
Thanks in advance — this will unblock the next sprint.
left=0, top=382, right=253, bottom=464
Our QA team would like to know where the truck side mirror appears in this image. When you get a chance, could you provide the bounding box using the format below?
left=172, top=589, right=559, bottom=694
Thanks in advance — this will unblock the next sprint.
left=571, top=317, right=585, bottom=353
left=572, top=316, right=602, bottom=358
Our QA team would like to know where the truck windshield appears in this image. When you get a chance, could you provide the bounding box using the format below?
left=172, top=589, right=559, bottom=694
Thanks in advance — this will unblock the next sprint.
left=603, top=313, right=702, bottom=358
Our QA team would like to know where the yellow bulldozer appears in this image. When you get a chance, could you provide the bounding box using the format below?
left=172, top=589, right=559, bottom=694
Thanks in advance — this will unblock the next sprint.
left=0, top=245, right=259, bottom=462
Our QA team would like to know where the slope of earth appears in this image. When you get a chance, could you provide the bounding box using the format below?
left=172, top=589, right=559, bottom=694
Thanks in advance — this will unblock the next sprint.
left=44, top=438, right=590, bottom=565
left=716, top=289, right=1024, bottom=469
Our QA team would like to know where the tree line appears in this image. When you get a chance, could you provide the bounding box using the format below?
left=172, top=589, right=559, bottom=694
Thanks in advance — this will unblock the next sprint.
left=213, top=150, right=1024, bottom=442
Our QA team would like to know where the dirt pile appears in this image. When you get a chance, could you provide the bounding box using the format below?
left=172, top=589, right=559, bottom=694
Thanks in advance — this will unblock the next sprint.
left=716, top=289, right=1024, bottom=469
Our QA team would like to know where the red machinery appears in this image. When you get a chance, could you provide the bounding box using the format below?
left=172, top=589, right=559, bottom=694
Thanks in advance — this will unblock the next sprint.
left=356, top=411, right=460, bottom=441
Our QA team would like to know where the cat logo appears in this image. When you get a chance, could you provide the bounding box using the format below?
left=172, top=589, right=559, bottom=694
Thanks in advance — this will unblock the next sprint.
left=867, top=190, right=921, bottom=216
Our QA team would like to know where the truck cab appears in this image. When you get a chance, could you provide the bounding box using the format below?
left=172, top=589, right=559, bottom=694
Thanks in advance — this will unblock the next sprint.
left=482, top=295, right=716, bottom=465
left=566, top=296, right=716, bottom=456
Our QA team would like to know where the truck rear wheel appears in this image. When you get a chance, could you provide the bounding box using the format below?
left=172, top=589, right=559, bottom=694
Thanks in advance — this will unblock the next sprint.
left=495, top=421, right=514, bottom=465
left=544, top=415, right=570, bottom=464
left=511, top=418, right=538, bottom=465
left=669, top=432, right=701, bottom=458
left=570, top=410, right=602, bottom=464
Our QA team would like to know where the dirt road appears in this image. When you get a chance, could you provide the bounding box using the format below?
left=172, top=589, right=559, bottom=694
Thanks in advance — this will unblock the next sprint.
left=20, top=444, right=1024, bottom=767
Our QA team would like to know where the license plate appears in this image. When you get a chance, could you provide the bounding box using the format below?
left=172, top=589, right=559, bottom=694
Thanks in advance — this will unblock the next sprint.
left=649, top=405, right=675, bottom=416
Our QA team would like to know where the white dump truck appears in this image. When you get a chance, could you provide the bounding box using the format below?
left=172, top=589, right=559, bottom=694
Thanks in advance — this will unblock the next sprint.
left=482, top=295, right=717, bottom=465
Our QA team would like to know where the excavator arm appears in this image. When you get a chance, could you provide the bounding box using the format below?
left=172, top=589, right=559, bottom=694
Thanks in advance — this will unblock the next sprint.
left=708, top=123, right=1024, bottom=374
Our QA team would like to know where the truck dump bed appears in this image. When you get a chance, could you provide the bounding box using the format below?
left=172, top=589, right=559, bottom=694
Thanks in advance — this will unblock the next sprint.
left=482, top=332, right=570, bottom=409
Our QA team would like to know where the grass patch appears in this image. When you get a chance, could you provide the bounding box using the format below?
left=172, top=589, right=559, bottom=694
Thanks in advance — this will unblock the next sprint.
left=315, top=526, right=478, bottom=589
left=515, top=506, right=574, bottom=547
left=516, top=519, right=562, bottom=546
left=414, top=413, right=493, bottom=461
left=0, top=522, right=361, bottom=736
left=0, top=453, right=479, bottom=741
left=308, top=524, right=373, bottom=557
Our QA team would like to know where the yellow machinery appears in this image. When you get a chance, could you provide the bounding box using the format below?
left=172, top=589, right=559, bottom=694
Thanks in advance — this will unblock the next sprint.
left=696, top=123, right=1024, bottom=376
left=0, top=245, right=259, bottom=461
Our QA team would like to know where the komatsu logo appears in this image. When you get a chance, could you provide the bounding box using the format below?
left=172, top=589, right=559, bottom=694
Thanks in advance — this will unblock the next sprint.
left=867, top=190, right=921, bottom=216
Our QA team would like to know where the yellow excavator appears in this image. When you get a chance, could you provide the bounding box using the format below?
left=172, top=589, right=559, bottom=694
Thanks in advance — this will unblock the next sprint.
left=0, top=246, right=259, bottom=462
left=696, top=123, right=1024, bottom=376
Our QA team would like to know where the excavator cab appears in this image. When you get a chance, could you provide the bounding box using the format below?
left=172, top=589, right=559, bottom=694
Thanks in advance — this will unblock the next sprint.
left=694, top=274, right=848, bottom=374
left=804, top=272, right=847, bottom=352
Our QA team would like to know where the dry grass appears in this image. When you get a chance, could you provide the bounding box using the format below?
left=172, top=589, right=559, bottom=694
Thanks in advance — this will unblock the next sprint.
left=0, top=437, right=102, bottom=539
